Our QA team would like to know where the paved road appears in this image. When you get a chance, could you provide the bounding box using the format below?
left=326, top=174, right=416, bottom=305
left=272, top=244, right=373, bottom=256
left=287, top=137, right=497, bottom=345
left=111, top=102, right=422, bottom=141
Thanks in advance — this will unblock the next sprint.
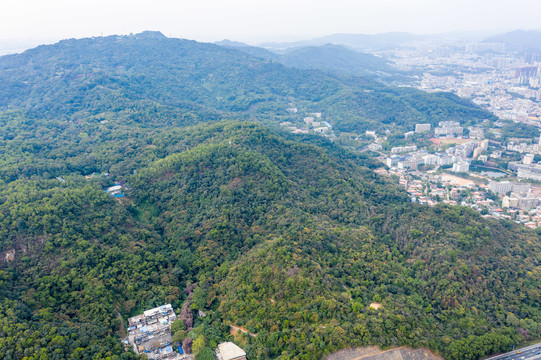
left=485, top=343, right=541, bottom=360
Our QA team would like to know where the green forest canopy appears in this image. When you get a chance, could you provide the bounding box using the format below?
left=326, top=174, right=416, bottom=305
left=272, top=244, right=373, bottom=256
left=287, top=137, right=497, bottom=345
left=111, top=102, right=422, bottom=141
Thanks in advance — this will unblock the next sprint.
left=0, top=121, right=539, bottom=360
left=0, top=33, right=538, bottom=360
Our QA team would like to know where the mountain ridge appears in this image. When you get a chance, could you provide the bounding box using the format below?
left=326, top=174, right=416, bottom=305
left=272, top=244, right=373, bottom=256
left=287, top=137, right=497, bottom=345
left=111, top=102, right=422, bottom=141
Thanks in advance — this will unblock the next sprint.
left=0, top=32, right=495, bottom=134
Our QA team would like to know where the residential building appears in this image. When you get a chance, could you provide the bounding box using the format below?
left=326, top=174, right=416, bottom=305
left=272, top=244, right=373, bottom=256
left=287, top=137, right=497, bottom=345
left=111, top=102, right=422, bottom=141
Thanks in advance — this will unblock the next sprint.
left=386, top=156, right=400, bottom=168
left=397, top=159, right=412, bottom=170
left=415, top=123, right=431, bottom=133
left=468, top=126, right=484, bottom=139
left=438, top=155, right=455, bottom=166
left=435, top=121, right=463, bottom=137
left=423, top=154, right=439, bottom=166
left=452, top=161, right=470, bottom=173
left=367, top=143, right=382, bottom=151
left=313, top=127, right=329, bottom=133
left=523, top=153, right=535, bottom=164
left=502, top=192, right=540, bottom=210
left=480, top=139, right=489, bottom=150
left=513, top=182, right=532, bottom=193
left=488, top=181, right=513, bottom=195
left=391, top=145, right=417, bottom=154
left=473, top=147, right=484, bottom=158
left=517, top=164, right=541, bottom=181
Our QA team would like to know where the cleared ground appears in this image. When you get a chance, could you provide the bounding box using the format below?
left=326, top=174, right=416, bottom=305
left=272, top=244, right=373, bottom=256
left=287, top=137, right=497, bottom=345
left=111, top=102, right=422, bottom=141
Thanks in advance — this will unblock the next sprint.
left=325, top=346, right=444, bottom=360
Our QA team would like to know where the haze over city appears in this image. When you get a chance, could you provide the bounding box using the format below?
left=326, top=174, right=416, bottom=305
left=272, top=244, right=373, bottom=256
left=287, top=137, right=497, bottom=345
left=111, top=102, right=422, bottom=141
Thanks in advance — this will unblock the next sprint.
left=1, top=0, right=541, bottom=46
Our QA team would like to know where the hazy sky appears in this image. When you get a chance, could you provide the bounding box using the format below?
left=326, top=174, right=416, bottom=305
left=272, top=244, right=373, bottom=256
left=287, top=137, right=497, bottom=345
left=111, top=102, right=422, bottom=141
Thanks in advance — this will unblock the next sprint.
left=1, top=0, right=540, bottom=45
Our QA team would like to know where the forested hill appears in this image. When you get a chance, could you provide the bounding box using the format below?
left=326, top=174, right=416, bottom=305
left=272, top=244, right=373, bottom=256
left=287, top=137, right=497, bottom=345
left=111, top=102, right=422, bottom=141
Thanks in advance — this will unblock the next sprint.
left=0, top=119, right=540, bottom=360
left=0, top=31, right=495, bottom=132
left=215, top=41, right=401, bottom=80
left=278, top=44, right=395, bottom=77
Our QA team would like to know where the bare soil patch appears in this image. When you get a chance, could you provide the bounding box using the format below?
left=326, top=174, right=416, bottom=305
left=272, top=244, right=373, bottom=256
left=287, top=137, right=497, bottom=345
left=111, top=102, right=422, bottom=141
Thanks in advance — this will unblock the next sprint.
left=325, top=347, right=444, bottom=360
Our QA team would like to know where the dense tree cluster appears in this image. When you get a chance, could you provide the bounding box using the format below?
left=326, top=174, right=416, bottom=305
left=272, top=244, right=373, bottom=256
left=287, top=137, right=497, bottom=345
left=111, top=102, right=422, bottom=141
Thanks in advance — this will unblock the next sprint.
left=0, top=120, right=539, bottom=360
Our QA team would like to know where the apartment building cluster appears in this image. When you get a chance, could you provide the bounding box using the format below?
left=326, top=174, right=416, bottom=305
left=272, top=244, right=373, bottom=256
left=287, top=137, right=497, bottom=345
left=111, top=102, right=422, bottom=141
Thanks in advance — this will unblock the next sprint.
left=127, top=304, right=183, bottom=360
left=386, top=133, right=490, bottom=174
left=434, top=121, right=463, bottom=137
left=280, top=110, right=334, bottom=136
left=380, top=38, right=541, bottom=127
left=379, top=118, right=541, bottom=229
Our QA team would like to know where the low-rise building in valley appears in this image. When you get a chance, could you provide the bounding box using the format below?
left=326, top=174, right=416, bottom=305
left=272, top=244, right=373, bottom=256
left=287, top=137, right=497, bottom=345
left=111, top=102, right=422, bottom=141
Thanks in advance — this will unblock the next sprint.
left=127, top=304, right=182, bottom=359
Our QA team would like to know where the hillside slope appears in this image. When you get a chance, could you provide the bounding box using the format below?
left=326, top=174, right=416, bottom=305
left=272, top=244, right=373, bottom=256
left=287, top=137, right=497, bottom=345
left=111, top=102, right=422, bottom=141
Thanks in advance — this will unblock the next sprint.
left=278, top=44, right=395, bottom=77
left=260, top=32, right=424, bottom=51
left=0, top=121, right=540, bottom=360
left=130, top=122, right=540, bottom=360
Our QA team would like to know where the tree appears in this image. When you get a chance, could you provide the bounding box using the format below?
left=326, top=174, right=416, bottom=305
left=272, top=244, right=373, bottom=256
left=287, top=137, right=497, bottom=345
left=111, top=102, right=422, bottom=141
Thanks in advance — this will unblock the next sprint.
left=192, top=336, right=206, bottom=356
left=182, top=338, right=193, bottom=354
left=196, top=347, right=215, bottom=360
left=173, top=329, right=187, bottom=344
left=171, top=319, right=187, bottom=335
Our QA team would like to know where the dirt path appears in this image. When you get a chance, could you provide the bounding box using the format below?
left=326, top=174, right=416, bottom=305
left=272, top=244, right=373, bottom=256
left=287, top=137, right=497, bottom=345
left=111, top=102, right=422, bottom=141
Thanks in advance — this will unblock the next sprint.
left=349, top=347, right=404, bottom=360
left=230, top=324, right=257, bottom=337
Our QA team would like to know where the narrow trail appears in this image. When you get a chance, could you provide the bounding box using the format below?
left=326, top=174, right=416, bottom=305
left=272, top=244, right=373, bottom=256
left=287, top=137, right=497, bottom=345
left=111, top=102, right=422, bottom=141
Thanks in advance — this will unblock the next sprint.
left=229, top=324, right=257, bottom=337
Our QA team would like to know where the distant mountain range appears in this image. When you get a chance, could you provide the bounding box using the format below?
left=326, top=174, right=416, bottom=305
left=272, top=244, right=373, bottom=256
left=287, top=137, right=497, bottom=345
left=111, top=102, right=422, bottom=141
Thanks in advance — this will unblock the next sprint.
left=484, top=29, right=541, bottom=53
left=256, top=30, right=531, bottom=51
left=259, top=32, right=426, bottom=50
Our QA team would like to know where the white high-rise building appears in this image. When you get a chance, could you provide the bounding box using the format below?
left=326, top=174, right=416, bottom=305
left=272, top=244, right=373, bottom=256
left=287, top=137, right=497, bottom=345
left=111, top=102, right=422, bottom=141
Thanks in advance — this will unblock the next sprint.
left=452, top=161, right=470, bottom=173
left=523, top=153, right=535, bottom=165
left=488, top=181, right=513, bottom=195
